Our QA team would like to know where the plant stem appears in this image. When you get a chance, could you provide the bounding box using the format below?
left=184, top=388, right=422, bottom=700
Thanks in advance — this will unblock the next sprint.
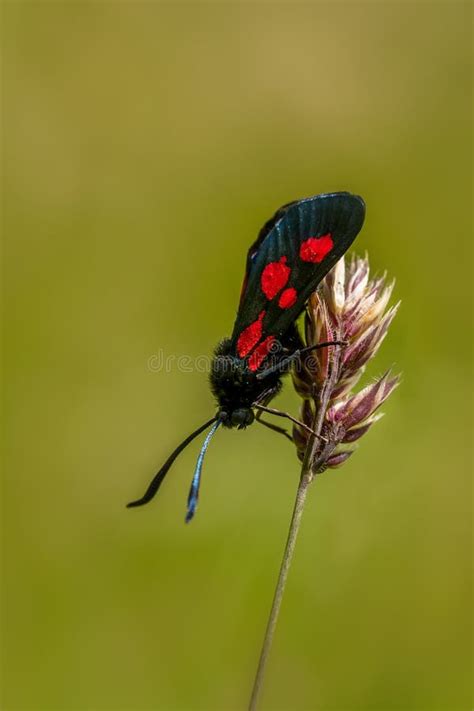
left=248, top=469, right=312, bottom=711
left=248, top=341, right=342, bottom=711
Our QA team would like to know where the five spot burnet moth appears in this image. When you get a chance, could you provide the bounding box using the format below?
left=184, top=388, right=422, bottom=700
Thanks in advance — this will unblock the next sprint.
left=127, top=192, right=365, bottom=522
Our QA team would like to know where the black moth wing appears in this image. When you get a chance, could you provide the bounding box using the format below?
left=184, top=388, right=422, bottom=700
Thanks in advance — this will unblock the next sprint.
left=238, top=198, right=299, bottom=303
left=230, top=192, right=365, bottom=358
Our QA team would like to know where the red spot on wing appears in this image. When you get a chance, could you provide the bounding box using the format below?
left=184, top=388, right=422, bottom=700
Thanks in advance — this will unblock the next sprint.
left=299, top=234, right=333, bottom=263
left=260, top=256, right=290, bottom=300
left=278, top=287, right=297, bottom=309
left=237, top=311, right=265, bottom=358
left=248, top=336, right=275, bottom=372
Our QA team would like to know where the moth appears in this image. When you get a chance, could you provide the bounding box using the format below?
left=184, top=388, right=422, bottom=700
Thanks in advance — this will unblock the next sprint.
left=128, top=192, right=365, bottom=521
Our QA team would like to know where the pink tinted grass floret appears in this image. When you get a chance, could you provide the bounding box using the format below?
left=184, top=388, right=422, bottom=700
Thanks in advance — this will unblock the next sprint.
left=292, top=254, right=400, bottom=473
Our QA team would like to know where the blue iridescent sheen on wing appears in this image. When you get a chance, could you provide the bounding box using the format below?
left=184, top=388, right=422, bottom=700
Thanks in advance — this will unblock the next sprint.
left=231, top=193, right=365, bottom=362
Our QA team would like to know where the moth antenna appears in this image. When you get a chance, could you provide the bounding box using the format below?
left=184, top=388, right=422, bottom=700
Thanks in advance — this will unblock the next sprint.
left=126, top=416, right=218, bottom=508
left=185, top=420, right=222, bottom=523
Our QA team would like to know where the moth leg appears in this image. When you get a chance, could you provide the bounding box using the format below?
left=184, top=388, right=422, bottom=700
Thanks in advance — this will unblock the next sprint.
left=255, top=409, right=293, bottom=441
left=252, top=381, right=282, bottom=407
left=279, top=321, right=305, bottom=354
left=253, top=404, right=327, bottom=442
left=256, top=340, right=346, bottom=380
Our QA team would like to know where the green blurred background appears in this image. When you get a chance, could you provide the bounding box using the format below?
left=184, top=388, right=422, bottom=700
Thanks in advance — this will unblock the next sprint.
left=2, top=2, right=472, bottom=710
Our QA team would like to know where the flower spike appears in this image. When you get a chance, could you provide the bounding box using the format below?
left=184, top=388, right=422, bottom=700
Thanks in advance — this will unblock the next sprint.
left=292, top=253, right=400, bottom=473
